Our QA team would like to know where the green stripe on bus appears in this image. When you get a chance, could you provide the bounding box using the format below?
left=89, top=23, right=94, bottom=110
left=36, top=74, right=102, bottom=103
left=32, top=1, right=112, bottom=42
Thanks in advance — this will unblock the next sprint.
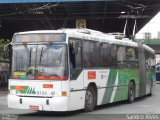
left=102, top=69, right=117, bottom=104
left=113, top=69, right=140, bottom=102
left=101, top=68, right=141, bottom=104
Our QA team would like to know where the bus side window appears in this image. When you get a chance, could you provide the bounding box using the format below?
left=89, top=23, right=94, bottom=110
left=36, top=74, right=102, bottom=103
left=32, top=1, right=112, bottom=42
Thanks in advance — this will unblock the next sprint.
left=145, top=52, right=150, bottom=69
left=83, top=40, right=100, bottom=68
left=101, top=43, right=111, bottom=67
left=126, top=47, right=139, bottom=67
left=117, top=45, right=126, bottom=67
left=146, top=51, right=155, bottom=69
left=110, top=44, right=117, bottom=67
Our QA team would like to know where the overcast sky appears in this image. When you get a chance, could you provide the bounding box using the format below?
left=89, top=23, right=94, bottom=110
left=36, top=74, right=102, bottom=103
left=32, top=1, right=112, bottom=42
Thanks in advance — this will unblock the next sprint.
left=136, top=12, right=160, bottom=39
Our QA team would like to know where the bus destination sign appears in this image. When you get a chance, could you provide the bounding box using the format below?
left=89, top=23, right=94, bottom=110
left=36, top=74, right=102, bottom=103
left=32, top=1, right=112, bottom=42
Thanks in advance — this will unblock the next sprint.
left=13, top=33, right=66, bottom=43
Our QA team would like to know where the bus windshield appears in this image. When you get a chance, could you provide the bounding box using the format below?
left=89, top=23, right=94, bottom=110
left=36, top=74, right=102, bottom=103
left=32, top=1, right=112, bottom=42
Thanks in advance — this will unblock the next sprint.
left=12, top=43, right=68, bottom=80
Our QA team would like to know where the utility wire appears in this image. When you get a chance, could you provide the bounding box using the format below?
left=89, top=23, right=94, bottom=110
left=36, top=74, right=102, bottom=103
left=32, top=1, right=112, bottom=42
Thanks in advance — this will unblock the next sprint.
left=0, top=1, right=160, bottom=18
left=0, top=2, right=60, bottom=17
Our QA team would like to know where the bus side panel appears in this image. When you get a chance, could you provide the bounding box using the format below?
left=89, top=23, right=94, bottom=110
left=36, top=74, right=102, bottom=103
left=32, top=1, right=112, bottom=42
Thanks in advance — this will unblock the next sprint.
left=83, top=69, right=134, bottom=105
left=69, top=91, right=85, bottom=111
left=100, top=68, right=139, bottom=105
left=138, top=45, right=147, bottom=97
left=83, top=68, right=140, bottom=106
left=83, top=69, right=110, bottom=105
left=113, top=68, right=140, bottom=102
left=146, top=70, right=151, bottom=94
left=100, top=69, right=118, bottom=104
left=69, top=71, right=85, bottom=111
left=146, top=69, right=155, bottom=94
left=145, top=52, right=155, bottom=95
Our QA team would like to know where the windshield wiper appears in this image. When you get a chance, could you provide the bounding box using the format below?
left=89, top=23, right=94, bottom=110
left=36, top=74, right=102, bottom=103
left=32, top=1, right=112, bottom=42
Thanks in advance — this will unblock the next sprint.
left=34, top=44, right=38, bottom=77
left=39, top=47, right=44, bottom=65
left=29, top=47, right=32, bottom=67
left=38, top=42, right=53, bottom=66
left=22, top=43, right=32, bottom=68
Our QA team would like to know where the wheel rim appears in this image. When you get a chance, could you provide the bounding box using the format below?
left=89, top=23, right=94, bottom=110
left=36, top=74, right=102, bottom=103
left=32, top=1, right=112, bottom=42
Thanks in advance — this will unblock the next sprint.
left=86, top=90, right=94, bottom=107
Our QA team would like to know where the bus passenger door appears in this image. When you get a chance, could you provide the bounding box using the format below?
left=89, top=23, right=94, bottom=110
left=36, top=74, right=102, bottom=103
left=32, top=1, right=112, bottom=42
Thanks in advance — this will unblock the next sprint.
left=68, top=39, right=84, bottom=110
left=138, top=44, right=146, bottom=97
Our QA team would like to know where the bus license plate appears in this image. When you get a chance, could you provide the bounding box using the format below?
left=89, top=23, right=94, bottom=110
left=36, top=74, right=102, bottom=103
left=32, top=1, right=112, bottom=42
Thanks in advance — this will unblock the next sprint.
left=29, top=105, right=42, bottom=110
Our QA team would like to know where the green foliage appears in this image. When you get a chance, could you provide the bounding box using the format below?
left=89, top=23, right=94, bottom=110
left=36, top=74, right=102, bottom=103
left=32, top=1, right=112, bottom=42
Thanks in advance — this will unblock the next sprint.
left=0, top=39, right=10, bottom=59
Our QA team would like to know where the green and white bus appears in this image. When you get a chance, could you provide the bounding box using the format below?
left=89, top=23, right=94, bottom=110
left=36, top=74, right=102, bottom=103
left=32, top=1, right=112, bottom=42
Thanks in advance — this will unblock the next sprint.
left=8, top=28, right=155, bottom=112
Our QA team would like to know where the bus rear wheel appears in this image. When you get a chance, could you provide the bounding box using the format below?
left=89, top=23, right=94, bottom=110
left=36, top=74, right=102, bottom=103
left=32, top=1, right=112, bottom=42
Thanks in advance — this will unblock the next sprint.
left=128, top=81, right=135, bottom=103
left=84, top=86, right=96, bottom=112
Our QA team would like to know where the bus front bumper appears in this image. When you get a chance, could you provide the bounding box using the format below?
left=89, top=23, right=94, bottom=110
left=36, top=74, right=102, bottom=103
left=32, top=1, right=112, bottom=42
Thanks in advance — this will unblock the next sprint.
left=8, top=94, right=69, bottom=111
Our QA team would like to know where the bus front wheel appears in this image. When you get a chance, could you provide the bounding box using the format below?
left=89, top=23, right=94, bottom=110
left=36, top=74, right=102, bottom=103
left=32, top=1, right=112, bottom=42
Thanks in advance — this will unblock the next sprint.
left=84, top=86, right=96, bottom=112
left=128, top=81, right=135, bottom=103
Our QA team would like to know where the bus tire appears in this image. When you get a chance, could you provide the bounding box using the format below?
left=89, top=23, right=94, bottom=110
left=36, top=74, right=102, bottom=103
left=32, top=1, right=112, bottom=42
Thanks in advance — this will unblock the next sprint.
left=84, top=86, right=96, bottom=112
left=128, top=81, right=135, bottom=103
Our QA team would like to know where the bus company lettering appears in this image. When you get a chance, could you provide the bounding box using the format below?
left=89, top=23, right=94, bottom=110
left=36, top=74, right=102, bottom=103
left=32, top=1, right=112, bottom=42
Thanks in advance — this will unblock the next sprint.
left=88, top=71, right=96, bottom=80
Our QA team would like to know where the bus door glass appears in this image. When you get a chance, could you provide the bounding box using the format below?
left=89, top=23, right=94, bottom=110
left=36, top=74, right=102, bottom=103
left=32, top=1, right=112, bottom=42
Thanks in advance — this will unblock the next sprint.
left=69, top=39, right=82, bottom=80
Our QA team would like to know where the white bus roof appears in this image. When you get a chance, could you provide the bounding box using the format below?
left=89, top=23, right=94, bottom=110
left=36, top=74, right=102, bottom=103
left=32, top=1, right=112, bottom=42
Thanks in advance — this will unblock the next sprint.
left=14, top=28, right=154, bottom=53
left=142, top=44, right=155, bottom=54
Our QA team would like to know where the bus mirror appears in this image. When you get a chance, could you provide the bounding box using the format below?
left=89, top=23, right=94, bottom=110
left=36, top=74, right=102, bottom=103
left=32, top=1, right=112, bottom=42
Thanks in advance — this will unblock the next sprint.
left=72, top=42, right=78, bottom=54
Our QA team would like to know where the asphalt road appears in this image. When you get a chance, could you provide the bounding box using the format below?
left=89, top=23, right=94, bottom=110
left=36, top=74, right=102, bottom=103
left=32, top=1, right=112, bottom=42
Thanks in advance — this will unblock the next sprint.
left=0, top=82, right=160, bottom=120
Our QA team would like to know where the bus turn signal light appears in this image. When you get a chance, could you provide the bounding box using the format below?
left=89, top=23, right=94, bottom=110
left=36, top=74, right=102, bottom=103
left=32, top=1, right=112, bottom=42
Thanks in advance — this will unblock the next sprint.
left=62, top=91, right=67, bottom=96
